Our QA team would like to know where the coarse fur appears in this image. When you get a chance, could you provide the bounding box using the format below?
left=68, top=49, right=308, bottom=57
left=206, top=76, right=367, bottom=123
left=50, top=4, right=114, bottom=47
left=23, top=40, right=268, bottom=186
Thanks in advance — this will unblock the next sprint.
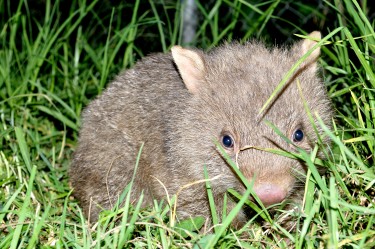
left=70, top=32, right=333, bottom=228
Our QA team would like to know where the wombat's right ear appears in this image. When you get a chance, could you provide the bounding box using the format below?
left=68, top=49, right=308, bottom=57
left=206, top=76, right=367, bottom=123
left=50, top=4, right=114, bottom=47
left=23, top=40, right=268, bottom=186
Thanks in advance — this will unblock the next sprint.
left=294, top=31, right=321, bottom=70
left=171, top=46, right=206, bottom=94
left=301, top=31, right=321, bottom=65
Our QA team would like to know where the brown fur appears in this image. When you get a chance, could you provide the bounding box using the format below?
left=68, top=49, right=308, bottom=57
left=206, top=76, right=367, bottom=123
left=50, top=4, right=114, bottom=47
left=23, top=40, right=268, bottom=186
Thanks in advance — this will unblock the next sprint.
left=70, top=32, right=332, bottom=227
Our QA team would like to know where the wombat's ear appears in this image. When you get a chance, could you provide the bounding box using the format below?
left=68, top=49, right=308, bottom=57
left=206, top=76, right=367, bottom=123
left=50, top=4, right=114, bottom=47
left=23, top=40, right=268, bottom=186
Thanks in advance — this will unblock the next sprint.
left=171, top=46, right=206, bottom=94
left=295, top=31, right=321, bottom=69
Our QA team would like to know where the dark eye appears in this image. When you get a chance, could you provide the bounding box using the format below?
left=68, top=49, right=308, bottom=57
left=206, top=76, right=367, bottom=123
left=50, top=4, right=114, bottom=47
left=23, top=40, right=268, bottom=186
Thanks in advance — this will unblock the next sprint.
left=293, top=129, right=304, bottom=142
left=222, top=134, right=234, bottom=148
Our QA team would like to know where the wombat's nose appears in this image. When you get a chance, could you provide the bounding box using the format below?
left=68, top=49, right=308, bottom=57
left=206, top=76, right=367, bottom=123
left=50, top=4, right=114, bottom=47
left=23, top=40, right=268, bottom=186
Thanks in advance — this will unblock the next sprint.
left=253, top=184, right=287, bottom=206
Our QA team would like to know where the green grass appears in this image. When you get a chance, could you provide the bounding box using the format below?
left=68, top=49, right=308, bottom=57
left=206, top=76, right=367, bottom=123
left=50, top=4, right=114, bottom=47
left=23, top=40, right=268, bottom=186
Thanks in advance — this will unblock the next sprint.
left=1, top=0, right=374, bottom=247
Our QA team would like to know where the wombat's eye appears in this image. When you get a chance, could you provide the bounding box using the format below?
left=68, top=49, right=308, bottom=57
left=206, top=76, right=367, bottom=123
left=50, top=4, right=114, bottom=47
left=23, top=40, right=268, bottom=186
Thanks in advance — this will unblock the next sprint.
left=222, top=135, right=234, bottom=148
left=293, top=129, right=304, bottom=142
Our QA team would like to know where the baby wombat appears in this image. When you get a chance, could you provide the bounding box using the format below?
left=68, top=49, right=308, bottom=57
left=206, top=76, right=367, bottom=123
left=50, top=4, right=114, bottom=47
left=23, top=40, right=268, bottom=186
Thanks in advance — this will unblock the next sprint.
left=70, top=31, right=332, bottom=227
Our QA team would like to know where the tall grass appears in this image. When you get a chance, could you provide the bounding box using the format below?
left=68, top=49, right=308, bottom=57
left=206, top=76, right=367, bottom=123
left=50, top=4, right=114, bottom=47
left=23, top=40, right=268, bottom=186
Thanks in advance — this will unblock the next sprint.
left=0, top=0, right=374, bottom=247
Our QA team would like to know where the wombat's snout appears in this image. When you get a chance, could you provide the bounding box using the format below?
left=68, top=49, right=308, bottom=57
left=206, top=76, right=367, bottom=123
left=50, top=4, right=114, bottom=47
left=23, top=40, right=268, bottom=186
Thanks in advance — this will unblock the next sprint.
left=253, top=184, right=287, bottom=206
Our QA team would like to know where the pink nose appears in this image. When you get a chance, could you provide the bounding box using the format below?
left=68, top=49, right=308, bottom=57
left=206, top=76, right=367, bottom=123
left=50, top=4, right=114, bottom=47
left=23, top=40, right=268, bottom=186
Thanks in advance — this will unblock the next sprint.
left=253, top=184, right=287, bottom=206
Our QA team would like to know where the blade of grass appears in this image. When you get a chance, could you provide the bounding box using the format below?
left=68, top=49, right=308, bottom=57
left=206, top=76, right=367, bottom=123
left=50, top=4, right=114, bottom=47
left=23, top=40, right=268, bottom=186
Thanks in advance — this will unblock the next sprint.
left=14, top=127, right=32, bottom=174
left=122, top=0, right=141, bottom=68
left=35, top=105, right=77, bottom=131
left=203, top=186, right=253, bottom=248
left=10, top=165, right=37, bottom=249
left=118, top=142, right=144, bottom=246
left=327, top=176, right=339, bottom=248
left=148, top=0, right=166, bottom=52
left=343, top=28, right=375, bottom=87
left=203, top=166, right=219, bottom=233
left=26, top=204, right=51, bottom=249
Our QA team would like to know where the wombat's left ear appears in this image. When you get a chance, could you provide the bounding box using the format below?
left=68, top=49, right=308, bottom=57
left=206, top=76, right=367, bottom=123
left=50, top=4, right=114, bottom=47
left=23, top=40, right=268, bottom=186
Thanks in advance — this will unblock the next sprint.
left=295, top=31, right=321, bottom=69
left=171, top=46, right=206, bottom=94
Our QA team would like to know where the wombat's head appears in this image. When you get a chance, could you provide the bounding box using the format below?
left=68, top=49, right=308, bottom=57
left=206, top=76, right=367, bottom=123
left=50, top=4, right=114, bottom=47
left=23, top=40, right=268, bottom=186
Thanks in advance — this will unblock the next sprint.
left=170, top=32, right=332, bottom=207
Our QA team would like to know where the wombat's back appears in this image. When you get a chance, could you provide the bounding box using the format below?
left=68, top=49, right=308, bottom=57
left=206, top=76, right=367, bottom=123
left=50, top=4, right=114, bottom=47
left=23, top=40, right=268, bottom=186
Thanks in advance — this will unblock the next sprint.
left=70, top=54, right=189, bottom=219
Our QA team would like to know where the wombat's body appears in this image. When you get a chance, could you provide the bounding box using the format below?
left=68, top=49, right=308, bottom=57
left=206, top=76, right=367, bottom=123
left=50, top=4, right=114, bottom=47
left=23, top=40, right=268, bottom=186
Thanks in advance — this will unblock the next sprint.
left=70, top=32, right=332, bottom=226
